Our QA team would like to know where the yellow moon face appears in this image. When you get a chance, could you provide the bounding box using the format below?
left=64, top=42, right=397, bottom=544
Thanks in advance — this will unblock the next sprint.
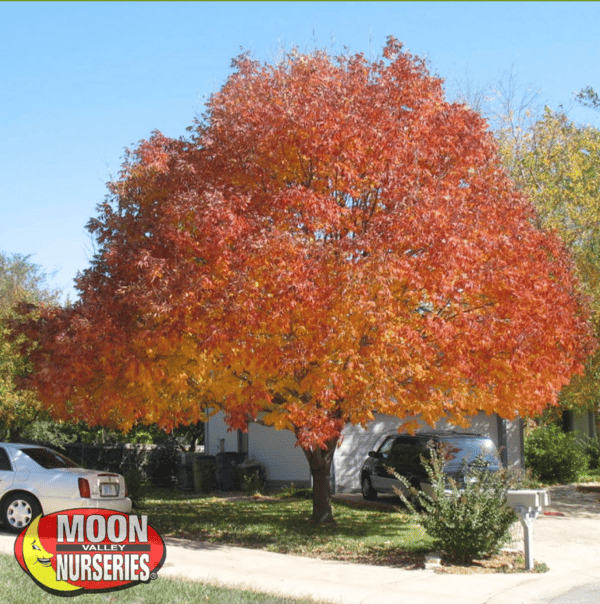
left=22, top=516, right=79, bottom=593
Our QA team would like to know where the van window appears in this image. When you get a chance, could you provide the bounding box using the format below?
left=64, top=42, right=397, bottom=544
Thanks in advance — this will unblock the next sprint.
left=389, top=439, right=423, bottom=471
left=0, top=447, right=12, bottom=471
left=439, top=438, right=500, bottom=467
left=378, top=437, right=395, bottom=458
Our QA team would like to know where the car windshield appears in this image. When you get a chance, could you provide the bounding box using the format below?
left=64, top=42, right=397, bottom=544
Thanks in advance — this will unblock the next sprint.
left=21, top=447, right=80, bottom=469
left=438, top=438, right=500, bottom=467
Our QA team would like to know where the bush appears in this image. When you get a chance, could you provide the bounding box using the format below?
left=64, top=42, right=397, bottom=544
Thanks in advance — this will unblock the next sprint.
left=147, top=440, right=179, bottom=488
left=393, top=445, right=518, bottom=564
left=580, top=435, right=600, bottom=470
left=525, top=424, right=588, bottom=483
left=238, top=463, right=267, bottom=495
left=122, top=464, right=145, bottom=508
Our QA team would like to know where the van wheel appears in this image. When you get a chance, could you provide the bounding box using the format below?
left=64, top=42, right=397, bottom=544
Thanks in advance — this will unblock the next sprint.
left=361, top=476, right=377, bottom=500
left=2, top=492, right=41, bottom=533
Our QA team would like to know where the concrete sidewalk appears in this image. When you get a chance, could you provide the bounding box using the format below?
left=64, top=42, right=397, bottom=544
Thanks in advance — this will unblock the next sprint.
left=1, top=488, right=599, bottom=604
left=157, top=513, right=600, bottom=604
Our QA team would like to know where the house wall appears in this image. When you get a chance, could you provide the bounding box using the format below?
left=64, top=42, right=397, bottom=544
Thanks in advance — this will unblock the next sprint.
left=205, top=412, right=311, bottom=487
left=205, top=412, right=239, bottom=455
left=207, top=410, right=524, bottom=493
left=248, top=423, right=310, bottom=486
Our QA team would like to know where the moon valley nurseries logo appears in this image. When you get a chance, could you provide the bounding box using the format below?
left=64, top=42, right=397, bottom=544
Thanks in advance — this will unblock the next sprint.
left=14, top=508, right=166, bottom=597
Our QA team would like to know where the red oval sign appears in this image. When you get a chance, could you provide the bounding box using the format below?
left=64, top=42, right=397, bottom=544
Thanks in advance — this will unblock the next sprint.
left=14, top=508, right=166, bottom=596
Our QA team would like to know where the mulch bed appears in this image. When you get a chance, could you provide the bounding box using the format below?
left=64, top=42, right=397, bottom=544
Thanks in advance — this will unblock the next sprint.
left=434, top=551, right=536, bottom=574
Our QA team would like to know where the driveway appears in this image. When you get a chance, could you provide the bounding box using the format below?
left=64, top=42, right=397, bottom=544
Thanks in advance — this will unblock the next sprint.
left=545, top=484, right=600, bottom=518
left=504, top=485, right=600, bottom=604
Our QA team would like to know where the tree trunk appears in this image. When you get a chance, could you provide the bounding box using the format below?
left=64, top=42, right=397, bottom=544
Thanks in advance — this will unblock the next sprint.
left=301, top=436, right=339, bottom=525
left=9, top=424, right=21, bottom=443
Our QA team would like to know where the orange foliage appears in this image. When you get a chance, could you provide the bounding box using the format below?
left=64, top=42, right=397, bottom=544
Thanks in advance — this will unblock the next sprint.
left=10, top=38, right=595, bottom=450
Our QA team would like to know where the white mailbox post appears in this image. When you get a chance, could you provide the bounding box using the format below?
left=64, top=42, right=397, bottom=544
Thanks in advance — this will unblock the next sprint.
left=506, top=489, right=550, bottom=570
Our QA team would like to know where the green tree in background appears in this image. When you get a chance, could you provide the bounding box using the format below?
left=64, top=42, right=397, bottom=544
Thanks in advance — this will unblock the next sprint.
left=498, top=107, right=600, bottom=411
left=1, top=253, right=203, bottom=447
left=576, top=86, right=600, bottom=111
left=0, top=252, right=62, bottom=440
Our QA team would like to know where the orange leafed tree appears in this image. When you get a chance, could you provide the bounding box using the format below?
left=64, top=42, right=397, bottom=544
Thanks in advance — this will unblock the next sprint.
left=10, top=38, right=594, bottom=523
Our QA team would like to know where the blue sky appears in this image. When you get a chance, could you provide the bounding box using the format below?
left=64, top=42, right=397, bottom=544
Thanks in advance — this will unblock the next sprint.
left=2, top=1, right=599, bottom=301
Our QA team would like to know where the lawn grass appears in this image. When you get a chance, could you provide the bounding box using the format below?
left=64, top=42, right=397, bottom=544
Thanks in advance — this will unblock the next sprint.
left=136, top=486, right=432, bottom=567
left=0, top=487, right=428, bottom=602
left=0, top=553, right=328, bottom=604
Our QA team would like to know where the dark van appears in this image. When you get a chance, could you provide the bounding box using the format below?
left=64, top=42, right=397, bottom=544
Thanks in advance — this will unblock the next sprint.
left=360, top=430, right=501, bottom=500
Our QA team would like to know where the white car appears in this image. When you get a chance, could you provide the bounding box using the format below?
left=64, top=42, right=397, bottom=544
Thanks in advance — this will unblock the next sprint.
left=0, top=442, right=132, bottom=533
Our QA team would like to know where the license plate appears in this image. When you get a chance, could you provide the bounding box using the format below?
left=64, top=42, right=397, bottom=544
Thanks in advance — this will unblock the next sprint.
left=100, top=483, right=118, bottom=497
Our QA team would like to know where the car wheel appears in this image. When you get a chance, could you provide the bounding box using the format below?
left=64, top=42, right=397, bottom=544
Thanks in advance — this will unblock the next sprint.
left=2, top=492, right=42, bottom=534
left=361, top=475, right=377, bottom=500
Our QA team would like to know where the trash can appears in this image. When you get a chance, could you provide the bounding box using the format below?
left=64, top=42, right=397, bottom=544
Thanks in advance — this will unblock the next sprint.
left=215, top=452, right=246, bottom=491
left=177, top=453, right=194, bottom=491
left=178, top=453, right=215, bottom=493
left=192, top=455, right=216, bottom=493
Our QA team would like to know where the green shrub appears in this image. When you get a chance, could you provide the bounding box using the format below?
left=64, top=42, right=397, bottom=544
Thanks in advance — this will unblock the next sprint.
left=393, top=445, right=518, bottom=564
left=147, top=440, right=180, bottom=488
left=524, top=424, right=588, bottom=483
left=122, top=464, right=145, bottom=508
left=238, top=465, right=267, bottom=495
left=580, top=435, right=600, bottom=470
